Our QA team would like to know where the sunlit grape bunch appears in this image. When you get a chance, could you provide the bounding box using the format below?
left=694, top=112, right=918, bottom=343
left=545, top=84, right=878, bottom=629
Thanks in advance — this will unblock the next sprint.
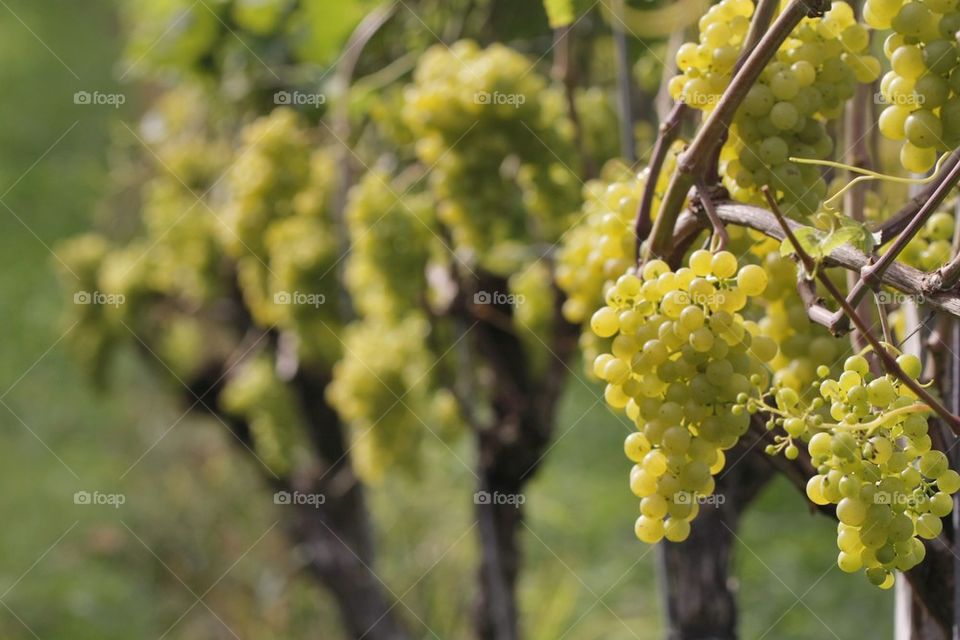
left=327, top=315, right=456, bottom=483
left=588, top=250, right=778, bottom=543
left=555, top=153, right=681, bottom=372
left=721, top=2, right=880, bottom=216
left=669, top=0, right=755, bottom=110
left=402, top=40, right=581, bottom=273
left=221, top=356, right=306, bottom=476
left=220, top=108, right=343, bottom=363
left=762, top=352, right=959, bottom=588
left=871, top=0, right=960, bottom=172
left=343, top=170, right=437, bottom=319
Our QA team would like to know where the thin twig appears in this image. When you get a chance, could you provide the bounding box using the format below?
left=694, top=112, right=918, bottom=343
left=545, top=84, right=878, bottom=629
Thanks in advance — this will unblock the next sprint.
left=696, top=181, right=729, bottom=251
left=634, top=102, right=688, bottom=260
left=763, top=187, right=960, bottom=433
left=837, top=154, right=960, bottom=334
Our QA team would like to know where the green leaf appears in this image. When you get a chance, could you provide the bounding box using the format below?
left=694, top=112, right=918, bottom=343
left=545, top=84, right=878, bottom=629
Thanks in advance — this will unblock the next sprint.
left=780, top=227, right=823, bottom=258
left=543, top=0, right=576, bottom=27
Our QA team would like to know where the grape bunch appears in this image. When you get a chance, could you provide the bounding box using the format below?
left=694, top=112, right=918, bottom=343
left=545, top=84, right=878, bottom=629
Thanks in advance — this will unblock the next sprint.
left=721, top=3, right=880, bottom=216
left=588, top=250, right=778, bottom=543
left=343, top=169, right=438, bottom=319
left=327, top=315, right=460, bottom=483
left=402, top=41, right=581, bottom=274
left=221, top=356, right=305, bottom=476
left=555, top=153, right=681, bottom=370
left=765, top=353, right=959, bottom=587
left=669, top=0, right=755, bottom=111
left=221, top=108, right=343, bottom=363
left=872, top=1, right=960, bottom=172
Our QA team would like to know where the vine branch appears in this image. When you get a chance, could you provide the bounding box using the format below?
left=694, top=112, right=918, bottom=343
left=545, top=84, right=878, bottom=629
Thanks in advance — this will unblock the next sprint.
left=763, top=187, right=960, bottom=433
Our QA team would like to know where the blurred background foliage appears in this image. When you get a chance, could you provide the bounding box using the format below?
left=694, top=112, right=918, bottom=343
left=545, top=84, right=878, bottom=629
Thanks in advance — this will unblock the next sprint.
left=0, top=0, right=892, bottom=638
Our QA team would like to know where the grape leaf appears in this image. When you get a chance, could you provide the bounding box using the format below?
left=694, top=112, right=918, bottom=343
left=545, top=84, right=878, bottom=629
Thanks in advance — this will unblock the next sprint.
left=542, top=0, right=591, bottom=28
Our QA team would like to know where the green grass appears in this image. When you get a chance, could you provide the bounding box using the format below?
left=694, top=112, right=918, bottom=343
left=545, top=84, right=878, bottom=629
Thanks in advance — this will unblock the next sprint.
left=0, top=2, right=893, bottom=638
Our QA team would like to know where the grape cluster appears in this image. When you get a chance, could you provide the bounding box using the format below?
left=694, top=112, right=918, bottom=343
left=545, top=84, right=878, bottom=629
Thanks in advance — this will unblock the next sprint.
left=872, top=1, right=960, bottom=172
left=721, top=3, right=880, bottom=216
left=327, top=315, right=460, bottom=483
left=555, top=154, right=681, bottom=370
left=221, top=108, right=343, bottom=363
left=669, top=0, right=755, bottom=111
left=767, top=353, right=958, bottom=587
left=588, top=251, right=778, bottom=543
left=343, top=170, right=436, bottom=319
left=402, top=41, right=581, bottom=274
left=221, top=356, right=305, bottom=476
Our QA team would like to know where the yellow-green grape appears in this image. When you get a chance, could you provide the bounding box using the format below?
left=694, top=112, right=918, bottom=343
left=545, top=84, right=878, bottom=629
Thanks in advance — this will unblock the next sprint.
left=327, top=315, right=449, bottom=483
left=593, top=251, right=777, bottom=543
left=402, top=41, right=581, bottom=273
left=221, top=356, right=305, bottom=476
left=717, top=2, right=880, bottom=216
left=875, top=1, right=960, bottom=172
left=771, top=351, right=956, bottom=588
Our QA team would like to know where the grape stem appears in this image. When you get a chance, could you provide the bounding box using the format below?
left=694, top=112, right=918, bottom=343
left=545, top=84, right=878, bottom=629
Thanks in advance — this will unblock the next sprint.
left=633, top=101, right=688, bottom=262
left=694, top=180, right=729, bottom=252
left=762, top=186, right=960, bottom=433
left=644, top=0, right=831, bottom=260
